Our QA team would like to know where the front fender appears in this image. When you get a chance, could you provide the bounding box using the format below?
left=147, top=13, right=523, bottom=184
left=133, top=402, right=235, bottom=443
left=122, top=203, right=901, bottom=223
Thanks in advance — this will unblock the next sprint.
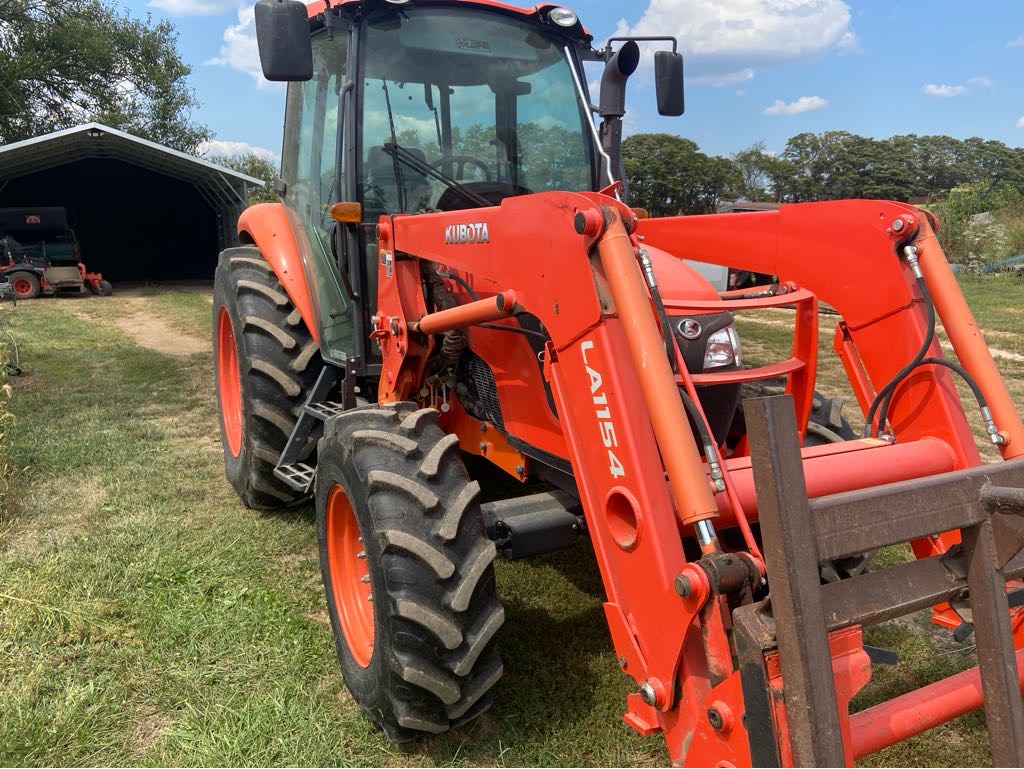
left=237, top=203, right=319, bottom=344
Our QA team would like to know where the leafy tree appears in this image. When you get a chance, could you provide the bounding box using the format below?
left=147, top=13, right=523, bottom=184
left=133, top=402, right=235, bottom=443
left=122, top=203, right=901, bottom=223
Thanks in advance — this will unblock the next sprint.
left=208, top=153, right=278, bottom=205
left=0, top=0, right=210, bottom=153
left=623, top=133, right=740, bottom=215
left=731, top=142, right=777, bottom=202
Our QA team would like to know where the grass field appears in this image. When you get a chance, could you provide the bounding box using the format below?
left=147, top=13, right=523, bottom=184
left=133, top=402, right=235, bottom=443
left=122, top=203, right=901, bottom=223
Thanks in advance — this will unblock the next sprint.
left=0, top=275, right=1021, bottom=766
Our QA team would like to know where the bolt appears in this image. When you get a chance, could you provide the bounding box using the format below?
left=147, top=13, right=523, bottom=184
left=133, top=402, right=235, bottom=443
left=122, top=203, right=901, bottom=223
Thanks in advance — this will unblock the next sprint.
left=708, top=707, right=724, bottom=731
left=639, top=682, right=657, bottom=707
left=478, top=441, right=488, bottom=453
left=360, top=575, right=370, bottom=583
left=479, top=423, right=487, bottom=432
left=891, top=217, right=905, bottom=233
left=674, top=574, right=692, bottom=598
left=367, top=593, right=373, bottom=602
left=515, top=464, right=525, bottom=475
left=618, top=656, right=628, bottom=670
left=356, top=550, right=367, bottom=559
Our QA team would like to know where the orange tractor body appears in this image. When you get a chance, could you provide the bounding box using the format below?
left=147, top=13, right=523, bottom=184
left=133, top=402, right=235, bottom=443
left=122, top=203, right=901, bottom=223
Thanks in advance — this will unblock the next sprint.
left=213, top=0, right=1024, bottom=764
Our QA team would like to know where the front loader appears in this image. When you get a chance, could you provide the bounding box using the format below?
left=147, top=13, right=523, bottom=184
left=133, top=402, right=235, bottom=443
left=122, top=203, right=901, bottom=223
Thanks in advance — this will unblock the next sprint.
left=212, top=0, right=1024, bottom=764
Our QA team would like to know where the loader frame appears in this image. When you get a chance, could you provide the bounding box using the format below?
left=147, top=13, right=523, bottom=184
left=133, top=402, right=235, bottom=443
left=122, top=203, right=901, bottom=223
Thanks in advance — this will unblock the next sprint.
left=366, top=190, right=1024, bottom=765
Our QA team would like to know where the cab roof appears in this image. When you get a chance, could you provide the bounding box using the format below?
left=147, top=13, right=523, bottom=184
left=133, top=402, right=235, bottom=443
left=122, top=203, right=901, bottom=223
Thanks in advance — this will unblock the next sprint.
left=304, top=0, right=591, bottom=39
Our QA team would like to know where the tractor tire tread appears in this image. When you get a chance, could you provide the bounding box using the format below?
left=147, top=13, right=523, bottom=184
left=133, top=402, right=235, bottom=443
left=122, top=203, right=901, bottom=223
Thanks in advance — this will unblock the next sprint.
left=316, top=402, right=504, bottom=740
left=213, top=245, right=323, bottom=509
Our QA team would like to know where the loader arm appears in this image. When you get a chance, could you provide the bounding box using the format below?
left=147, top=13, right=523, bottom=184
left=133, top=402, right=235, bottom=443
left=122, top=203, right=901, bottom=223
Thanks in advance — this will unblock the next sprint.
left=372, top=191, right=1024, bottom=765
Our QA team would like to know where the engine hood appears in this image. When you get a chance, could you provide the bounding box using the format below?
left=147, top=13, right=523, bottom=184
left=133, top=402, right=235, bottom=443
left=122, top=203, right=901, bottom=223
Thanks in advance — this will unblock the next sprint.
left=644, top=244, right=722, bottom=309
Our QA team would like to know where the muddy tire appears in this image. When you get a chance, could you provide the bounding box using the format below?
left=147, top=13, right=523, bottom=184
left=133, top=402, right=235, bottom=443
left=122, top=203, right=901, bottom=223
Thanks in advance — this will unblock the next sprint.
left=213, top=245, right=323, bottom=509
left=8, top=271, right=39, bottom=300
left=316, top=402, right=504, bottom=741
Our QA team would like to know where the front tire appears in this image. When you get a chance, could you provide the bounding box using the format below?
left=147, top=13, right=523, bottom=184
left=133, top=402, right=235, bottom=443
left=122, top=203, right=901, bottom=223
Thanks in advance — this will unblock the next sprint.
left=213, top=246, right=323, bottom=508
left=8, top=271, right=39, bottom=300
left=316, top=402, right=505, bottom=740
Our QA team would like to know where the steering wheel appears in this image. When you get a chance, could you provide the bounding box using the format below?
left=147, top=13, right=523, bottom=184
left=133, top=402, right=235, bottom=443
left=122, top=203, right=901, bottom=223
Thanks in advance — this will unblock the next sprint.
left=431, top=155, right=491, bottom=181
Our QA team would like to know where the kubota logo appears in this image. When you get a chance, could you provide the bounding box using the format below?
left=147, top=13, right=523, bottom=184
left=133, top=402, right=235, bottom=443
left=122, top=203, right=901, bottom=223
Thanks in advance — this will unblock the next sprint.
left=444, top=222, right=490, bottom=245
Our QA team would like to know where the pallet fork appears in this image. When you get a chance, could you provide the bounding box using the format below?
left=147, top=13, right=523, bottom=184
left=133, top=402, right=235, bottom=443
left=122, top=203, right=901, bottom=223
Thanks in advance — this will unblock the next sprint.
left=737, top=395, right=1024, bottom=766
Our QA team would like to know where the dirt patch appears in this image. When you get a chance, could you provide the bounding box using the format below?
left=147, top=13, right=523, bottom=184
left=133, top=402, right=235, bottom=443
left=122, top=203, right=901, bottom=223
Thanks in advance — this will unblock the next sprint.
left=131, top=712, right=172, bottom=752
left=111, top=313, right=209, bottom=357
left=2, top=477, right=106, bottom=558
left=60, top=296, right=210, bottom=357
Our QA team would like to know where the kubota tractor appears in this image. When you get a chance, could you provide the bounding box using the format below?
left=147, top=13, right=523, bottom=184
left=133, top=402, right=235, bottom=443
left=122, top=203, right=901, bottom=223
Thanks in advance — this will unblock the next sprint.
left=213, top=1, right=1024, bottom=764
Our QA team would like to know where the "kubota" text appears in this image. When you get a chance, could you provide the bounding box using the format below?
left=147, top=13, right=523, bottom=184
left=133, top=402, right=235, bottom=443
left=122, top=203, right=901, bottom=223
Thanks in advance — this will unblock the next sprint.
left=444, top=222, right=490, bottom=245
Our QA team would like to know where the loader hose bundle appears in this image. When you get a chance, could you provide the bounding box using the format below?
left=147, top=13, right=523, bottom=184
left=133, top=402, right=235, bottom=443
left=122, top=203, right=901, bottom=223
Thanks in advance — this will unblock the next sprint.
left=864, top=245, right=994, bottom=441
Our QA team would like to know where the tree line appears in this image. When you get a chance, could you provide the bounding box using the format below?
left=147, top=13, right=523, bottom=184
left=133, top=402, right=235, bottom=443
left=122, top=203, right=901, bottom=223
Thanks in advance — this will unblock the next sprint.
left=624, top=131, right=1024, bottom=216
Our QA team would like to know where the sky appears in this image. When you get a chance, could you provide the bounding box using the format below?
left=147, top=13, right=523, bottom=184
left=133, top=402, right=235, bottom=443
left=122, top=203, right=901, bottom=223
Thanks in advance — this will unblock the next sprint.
left=120, top=0, right=1024, bottom=163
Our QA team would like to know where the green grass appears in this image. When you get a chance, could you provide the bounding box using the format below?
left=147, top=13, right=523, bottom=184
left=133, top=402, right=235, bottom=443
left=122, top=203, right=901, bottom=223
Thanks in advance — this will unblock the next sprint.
left=1, top=277, right=1021, bottom=766
left=0, top=291, right=661, bottom=766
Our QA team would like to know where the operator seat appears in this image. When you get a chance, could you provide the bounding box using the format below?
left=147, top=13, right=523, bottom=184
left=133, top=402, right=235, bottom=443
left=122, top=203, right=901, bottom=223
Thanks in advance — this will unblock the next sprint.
left=365, top=146, right=432, bottom=214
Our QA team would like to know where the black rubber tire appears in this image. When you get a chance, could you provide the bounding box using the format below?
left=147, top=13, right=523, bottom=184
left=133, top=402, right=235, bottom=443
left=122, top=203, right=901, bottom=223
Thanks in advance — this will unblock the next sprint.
left=738, top=380, right=856, bottom=445
left=8, top=271, right=39, bottom=300
left=316, top=402, right=505, bottom=741
left=213, top=245, right=323, bottom=509
left=97, top=279, right=113, bottom=297
left=738, top=381, right=868, bottom=581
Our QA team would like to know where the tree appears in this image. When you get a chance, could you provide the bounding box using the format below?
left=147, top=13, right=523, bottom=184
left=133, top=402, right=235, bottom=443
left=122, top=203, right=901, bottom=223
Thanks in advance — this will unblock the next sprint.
left=208, top=153, right=278, bottom=205
left=731, top=142, right=776, bottom=202
left=623, top=133, right=740, bottom=215
left=0, top=0, right=210, bottom=153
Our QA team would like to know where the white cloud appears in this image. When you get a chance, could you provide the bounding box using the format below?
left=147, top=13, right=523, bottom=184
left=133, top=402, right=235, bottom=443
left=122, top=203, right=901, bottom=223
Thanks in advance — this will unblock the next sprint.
left=614, top=0, right=856, bottom=85
left=148, top=0, right=237, bottom=15
left=1008, top=35, right=1024, bottom=48
left=199, top=139, right=280, bottom=163
left=1017, top=116, right=1024, bottom=129
left=205, top=6, right=280, bottom=89
left=763, top=95, right=827, bottom=116
left=922, top=77, right=993, bottom=98
left=923, top=83, right=967, bottom=98
left=692, top=68, right=755, bottom=87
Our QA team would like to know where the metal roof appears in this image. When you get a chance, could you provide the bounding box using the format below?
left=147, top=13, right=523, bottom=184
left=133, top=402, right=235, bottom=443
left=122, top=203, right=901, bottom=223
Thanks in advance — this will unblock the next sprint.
left=0, top=122, right=264, bottom=210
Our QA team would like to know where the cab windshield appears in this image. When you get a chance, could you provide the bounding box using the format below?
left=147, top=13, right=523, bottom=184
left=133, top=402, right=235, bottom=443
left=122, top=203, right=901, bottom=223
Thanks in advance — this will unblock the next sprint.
left=360, top=7, right=595, bottom=216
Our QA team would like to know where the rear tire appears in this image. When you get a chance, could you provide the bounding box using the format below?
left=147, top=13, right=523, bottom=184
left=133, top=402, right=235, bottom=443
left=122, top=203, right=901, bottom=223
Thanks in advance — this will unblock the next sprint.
left=96, top=279, right=113, bottom=297
left=316, top=402, right=504, bottom=741
left=213, top=246, right=323, bottom=509
left=8, top=271, right=39, bottom=300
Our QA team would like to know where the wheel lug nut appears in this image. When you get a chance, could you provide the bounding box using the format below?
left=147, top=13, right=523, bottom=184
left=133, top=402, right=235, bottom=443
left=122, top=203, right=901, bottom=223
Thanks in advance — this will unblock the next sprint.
left=360, top=575, right=370, bottom=583
left=357, top=550, right=367, bottom=559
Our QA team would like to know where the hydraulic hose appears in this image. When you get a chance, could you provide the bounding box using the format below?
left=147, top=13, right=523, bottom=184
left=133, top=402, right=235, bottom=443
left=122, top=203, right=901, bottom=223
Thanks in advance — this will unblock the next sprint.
left=864, top=245, right=1002, bottom=445
left=863, top=271, right=936, bottom=437
left=636, top=247, right=765, bottom=567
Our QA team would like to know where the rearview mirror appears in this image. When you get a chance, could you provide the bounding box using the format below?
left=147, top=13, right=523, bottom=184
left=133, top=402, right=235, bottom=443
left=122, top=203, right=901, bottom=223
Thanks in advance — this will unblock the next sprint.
left=254, top=0, right=313, bottom=82
left=654, top=51, right=684, bottom=116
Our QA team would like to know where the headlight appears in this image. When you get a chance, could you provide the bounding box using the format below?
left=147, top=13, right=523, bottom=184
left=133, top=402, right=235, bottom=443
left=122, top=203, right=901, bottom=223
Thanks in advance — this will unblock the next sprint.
left=704, top=325, right=741, bottom=369
left=548, top=7, right=578, bottom=27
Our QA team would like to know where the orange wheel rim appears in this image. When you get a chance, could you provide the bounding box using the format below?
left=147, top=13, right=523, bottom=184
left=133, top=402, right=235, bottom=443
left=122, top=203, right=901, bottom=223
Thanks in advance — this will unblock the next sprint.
left=12, top=277, right=32, bottom=296
left=216, top=306, right=243, bottom=457
left=325, top=484, right=375, bottom=667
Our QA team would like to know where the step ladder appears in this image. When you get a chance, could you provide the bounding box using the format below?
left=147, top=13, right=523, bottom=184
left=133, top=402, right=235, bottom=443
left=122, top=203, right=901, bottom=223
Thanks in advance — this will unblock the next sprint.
left=273, top=361, right=358, bottom=494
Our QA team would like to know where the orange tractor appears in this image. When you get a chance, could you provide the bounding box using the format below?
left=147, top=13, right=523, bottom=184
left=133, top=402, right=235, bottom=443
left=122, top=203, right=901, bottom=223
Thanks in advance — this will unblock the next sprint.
left=213, top=0, right=1024, bottom=764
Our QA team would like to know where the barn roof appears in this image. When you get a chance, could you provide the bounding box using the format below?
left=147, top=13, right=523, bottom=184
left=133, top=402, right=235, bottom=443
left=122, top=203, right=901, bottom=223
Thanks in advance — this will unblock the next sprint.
left=0, top=122, right=264, bottom=210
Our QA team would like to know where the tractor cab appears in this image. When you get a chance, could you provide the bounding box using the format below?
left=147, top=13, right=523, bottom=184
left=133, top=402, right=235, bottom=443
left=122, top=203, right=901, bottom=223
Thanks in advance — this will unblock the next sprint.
left=259, top=0, right=685, bottom=370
